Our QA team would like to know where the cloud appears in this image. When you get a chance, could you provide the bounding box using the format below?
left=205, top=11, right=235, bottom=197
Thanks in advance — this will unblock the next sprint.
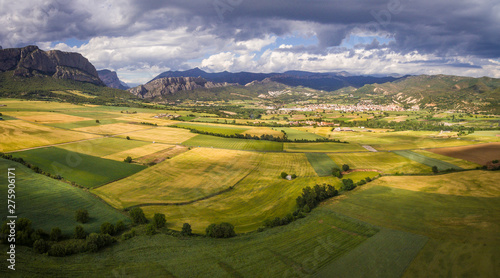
left=0, top=0, right=499, bottom=81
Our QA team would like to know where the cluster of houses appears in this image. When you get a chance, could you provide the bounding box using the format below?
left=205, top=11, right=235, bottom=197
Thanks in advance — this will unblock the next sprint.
left=153, top=113, right=177, bottom=119
left=277, top=103, right=408, bottom=113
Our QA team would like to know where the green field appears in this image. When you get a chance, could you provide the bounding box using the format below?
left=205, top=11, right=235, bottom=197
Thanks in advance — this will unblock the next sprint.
left=342, top=171, right=381, bottom=182
left=326, top=180, right=500, bottom=277
left=412, top=149, right=482, bottom=169
left=281, top=127, right=326, bottom=140
left=329, top=152, right=432, bottom=174
left=393, top=150, right=463, bottom=171
left=11, top=147, right=146, bottom=188
left=94, top=148, right=261, bottom=208
left=314, top=227, right=428, bottom=278
left=182, top=134, right=284, bottom=151
left=306, top=152, right=339, bottom=176
left=173, top=122, right=250, bottom=135
left=0, top=159, right=130, bottom=234
left=285, top=142, right=366, bottom=152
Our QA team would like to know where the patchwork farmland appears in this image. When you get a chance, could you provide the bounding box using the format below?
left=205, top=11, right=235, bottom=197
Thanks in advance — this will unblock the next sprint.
left=0, top=98, right=498, bottom=277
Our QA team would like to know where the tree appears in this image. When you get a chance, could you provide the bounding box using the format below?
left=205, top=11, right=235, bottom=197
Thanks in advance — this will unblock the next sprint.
left=50, top=227, right=62, bottom=242
left=100, top=222, right=115, bottom=235
left=341, top=179, right=355, bottom=191
left=124, top=156, right=133, bottom=163
left=432, top=166, right=439, bottom=173
left=153, top=213, right=166, bottom=229
left=33, top=239, right=49, bottom=254
left=181, top=223, right=192, bottom=236
left=303, top=204, right=311, bottom=213
left=280, top=172, right=288, bottom=179
left=126, top=136, right=131, bottom=140
left=75, top=225, right=86, bottom=239
left=75, top=209, right=89, bottom=223
left=129, top=207, right=148, bottom=224
left=115, top=220, right=126, bottom=233
left=95, top=119, right=100, bottom=123
left=205, top=222, right=236, bottom=238
left=342, top=164, right=350, bottom=172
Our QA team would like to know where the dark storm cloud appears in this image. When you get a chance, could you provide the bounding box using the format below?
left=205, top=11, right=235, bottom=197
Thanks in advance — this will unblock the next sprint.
left=1, top=0, right=498, bottom=59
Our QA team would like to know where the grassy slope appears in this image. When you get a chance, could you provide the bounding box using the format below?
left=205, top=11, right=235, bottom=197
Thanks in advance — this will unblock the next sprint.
left=182, top=134, right=284, bottom=152
left=0, top=208, right=378, bottom=277
left=115, top=126, right=199, bottom=144
left=285, top=142, right=366, bottom=152
left=0, top=158, right=130, bottom=234
left=325, top=175, right=500, bottom=277
left=281, top=127, right=326, bottom=140
left=11, top=147, right=146, bottom=188
left=94, top=148, right=261, bottom=208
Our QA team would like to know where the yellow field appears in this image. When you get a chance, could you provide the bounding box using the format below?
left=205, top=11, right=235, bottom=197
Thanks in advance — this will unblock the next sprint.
left=6, top=111, right=93, bottom=123
left=0, top=99, right=82, bottom=110
left=0, top=120, right=98, bottom=152
left=369, top=171, right=500, bottom=197
left=328, top=152, right=432, bottom=174
left=134, top=145, right=190, bottom=164
left=140, top=152, right=331, bottom=233
left=103, top=143, right=174, bottom=161
left=72, top=123, right=154, bottom=135
left=113, top=113, right=178, bottom=126
left=93, top=148, right=261, bottom=208
left=115, top=126, right=199, bottom=144
left=243, top=127, right=284, bottom=138
left=412, top=150, right=482, bottom=169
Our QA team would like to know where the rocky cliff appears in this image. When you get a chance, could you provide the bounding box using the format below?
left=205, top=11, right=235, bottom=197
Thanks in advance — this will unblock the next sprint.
left=98, top=69, right=129, bottom=90
left=128, top=77, right=231, bottom=99
left=0, top=45, right=104, bottom=85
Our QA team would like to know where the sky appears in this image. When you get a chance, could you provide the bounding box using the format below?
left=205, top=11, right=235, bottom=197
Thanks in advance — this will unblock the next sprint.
left=1, top=0, right=499, bottom=85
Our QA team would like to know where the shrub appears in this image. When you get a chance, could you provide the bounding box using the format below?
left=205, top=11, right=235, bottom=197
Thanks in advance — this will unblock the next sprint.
left=291, top=174, right=297, bottom=179
left=145, top=223, right=156, bottom=235
left=33, top=239, right=49, bottom=254
left=153, top=213, right=166, bottom=229
left=122, top=229, right=136, bottom=240
left=303, top=204, right=311, bottom=213
left=50, top=227, right=62, bottom=242
left=31, top=228, right=48, bottom=241
left=205, top=222, right=236, bottom=238
left=124, top=156, right=133, bottom=163
left=432, top=165, right=439, bottom=173
left=332, top=168, right=342, bottom=178
left=365, top=177, right=372, bottom=182
left=100, top=222, right=115, bottom=235
left=75, top=209, right=89, bottom=224
left=74, top=225, right=86, bottom=239
left=48, top=244, right=66, bottom=257
left=181, top=223, right=192, bottom=236
left=129, top=207, right=148, bottom=224
left=126, top=136, right=130, bottom=140
left=86, top=233, right=115, bottom=253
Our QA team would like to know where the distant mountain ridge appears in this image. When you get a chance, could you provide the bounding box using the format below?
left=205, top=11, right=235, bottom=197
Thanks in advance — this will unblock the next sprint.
left=98, top=70, right=129, bottom=90
left=152, top=68, right=403, bottom=91
left=0, top=45, right=104, bottom=85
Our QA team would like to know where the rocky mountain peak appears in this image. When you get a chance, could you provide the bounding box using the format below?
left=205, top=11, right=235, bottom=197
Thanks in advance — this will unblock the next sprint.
left=0, top=45, right=104, bottom=86
left=128, top=76, right=231, bottom=99
left=98, top=69, right=129, bottom=90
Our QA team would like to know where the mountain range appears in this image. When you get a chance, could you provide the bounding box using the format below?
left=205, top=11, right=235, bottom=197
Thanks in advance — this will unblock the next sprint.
left=152, top=68, right=403, bottom=91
